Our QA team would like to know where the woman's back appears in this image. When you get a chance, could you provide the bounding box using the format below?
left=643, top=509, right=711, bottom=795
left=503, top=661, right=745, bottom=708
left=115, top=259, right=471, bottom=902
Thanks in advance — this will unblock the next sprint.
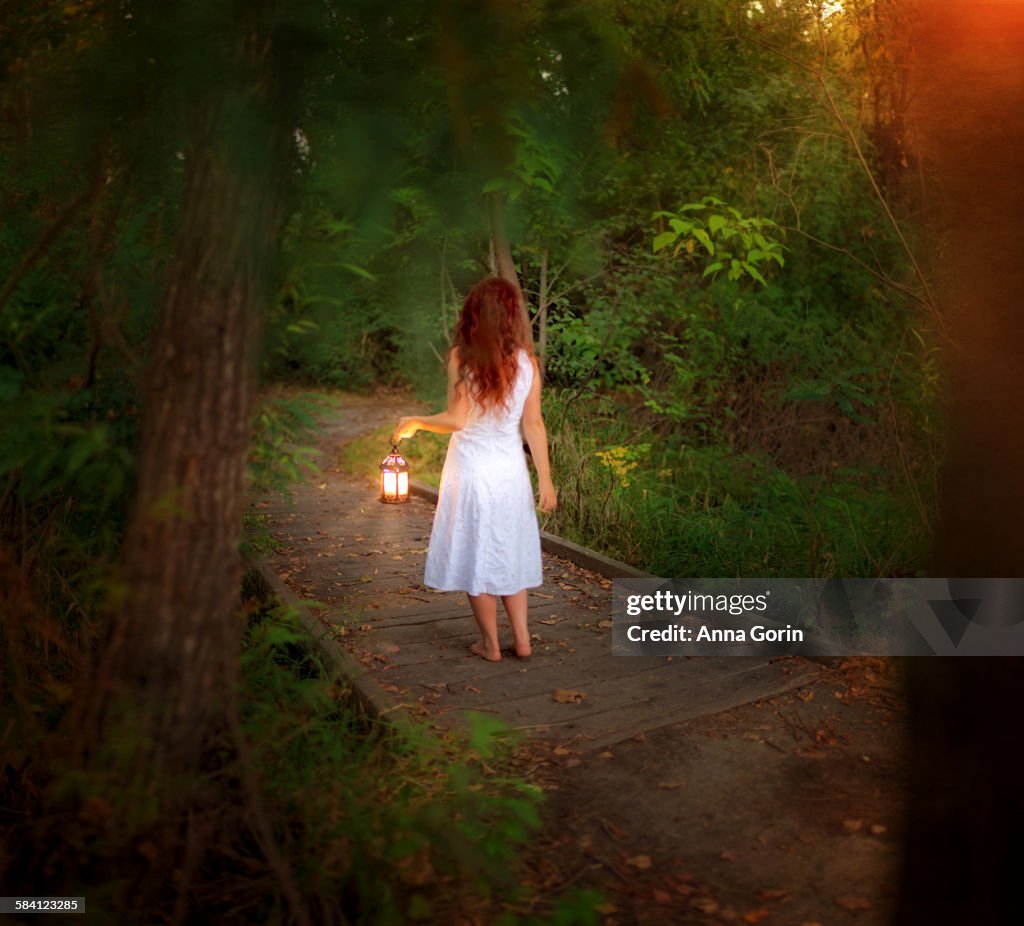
left=457, top=348, right=533, bottom=444
left=426, top=347, right=539, bottom=597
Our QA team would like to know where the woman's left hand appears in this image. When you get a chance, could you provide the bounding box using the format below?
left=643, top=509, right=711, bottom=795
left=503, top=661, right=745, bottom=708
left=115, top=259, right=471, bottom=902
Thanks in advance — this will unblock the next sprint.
left=392, top=417, right=419, bottom=443
left=537, top=478, right=558, bottom=513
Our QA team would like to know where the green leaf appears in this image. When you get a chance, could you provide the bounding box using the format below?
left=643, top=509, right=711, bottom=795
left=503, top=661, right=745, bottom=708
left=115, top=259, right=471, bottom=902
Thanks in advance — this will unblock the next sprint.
left=653, top=231, right=677, bottom=253
left=702, top=261, right=725, bottom=277
left=708, top=214, right=727, bottom=235
left=693, top=229, right=714, bottom=255
left=742, top=261, right=768, bottom=286
left=342, top=263, right=376, bottom=281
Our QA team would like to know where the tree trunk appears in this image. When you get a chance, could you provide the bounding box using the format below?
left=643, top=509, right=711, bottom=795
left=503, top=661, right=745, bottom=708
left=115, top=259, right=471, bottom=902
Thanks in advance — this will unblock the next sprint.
left=80, top=25, right=292, bottom=786
left=487, top=190, right=520, bottom=288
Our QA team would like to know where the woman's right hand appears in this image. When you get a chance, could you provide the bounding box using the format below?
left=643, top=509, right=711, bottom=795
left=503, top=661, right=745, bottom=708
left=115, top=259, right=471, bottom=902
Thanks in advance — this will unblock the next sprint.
left=392, top=417, right=420, bottom=443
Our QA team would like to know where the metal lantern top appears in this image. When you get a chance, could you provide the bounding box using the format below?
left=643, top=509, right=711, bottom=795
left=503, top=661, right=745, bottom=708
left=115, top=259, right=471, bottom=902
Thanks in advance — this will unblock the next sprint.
left=379, top=443, right=410, bottom=504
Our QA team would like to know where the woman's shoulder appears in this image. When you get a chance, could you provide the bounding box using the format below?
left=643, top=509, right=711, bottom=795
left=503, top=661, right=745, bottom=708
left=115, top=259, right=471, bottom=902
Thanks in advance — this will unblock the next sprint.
left=514, top=347, right=536, bottom=374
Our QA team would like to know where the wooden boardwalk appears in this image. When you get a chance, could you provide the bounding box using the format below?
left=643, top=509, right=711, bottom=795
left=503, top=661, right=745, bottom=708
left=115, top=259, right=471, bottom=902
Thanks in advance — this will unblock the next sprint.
left=254, top=402, right=815, bottom=749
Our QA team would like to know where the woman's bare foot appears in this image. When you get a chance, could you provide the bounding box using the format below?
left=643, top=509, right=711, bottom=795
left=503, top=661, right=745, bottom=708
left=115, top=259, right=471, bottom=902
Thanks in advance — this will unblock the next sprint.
left=513, top=640, right=532, bottom=659
left=470, top=641, right=502, bottom=662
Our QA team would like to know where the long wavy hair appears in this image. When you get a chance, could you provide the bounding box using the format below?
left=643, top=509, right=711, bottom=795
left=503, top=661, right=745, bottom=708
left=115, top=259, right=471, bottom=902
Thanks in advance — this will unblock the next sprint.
left=451, top=276, right=533, bottom=411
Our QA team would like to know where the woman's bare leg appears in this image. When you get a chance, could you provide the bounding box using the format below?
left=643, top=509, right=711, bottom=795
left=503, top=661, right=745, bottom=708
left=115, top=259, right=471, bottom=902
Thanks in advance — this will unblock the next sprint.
left=501, top=589, right=531, bottom=658
left=467, top=593, right=502, bottom=661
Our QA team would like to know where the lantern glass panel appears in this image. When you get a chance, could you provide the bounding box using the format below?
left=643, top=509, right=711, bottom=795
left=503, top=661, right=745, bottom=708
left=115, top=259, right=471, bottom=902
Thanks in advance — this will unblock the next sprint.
left=379, top=445, right=410, bottom=503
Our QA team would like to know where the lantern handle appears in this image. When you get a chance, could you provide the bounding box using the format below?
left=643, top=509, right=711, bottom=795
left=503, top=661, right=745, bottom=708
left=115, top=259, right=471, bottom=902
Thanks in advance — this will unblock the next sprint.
left=390, top=440, right=401, bottom=452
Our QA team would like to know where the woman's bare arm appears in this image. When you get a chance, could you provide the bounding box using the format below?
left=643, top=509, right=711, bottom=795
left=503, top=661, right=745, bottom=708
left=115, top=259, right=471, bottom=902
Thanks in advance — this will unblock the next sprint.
left=392, top=350, right=468, bottom=441
left=522, top=356, right=557, bottom=512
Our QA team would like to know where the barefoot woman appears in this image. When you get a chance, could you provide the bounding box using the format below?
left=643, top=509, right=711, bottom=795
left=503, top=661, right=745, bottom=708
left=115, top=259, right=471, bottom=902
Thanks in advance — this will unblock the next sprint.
left=393, top=277, right=557, bottom=661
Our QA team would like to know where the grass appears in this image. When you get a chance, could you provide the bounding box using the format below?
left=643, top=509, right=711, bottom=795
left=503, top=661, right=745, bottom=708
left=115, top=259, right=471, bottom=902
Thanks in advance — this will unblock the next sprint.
left=339, top=423, right=450, bottom=488
left=542, top=396, right=931, bottom=579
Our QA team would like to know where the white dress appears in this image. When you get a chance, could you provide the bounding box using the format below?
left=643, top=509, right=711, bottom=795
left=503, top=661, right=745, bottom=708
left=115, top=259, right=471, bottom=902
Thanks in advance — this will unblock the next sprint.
left=424, top=349, right=543, bottom=596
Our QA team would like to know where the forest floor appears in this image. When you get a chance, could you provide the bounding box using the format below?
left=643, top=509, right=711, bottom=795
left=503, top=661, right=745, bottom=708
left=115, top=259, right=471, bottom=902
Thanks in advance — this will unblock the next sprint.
left=251, top=389, right=909, bottom=926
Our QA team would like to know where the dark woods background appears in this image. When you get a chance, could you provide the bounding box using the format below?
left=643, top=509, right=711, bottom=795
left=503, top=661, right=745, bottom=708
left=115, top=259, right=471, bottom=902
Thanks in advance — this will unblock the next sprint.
left=0, top=0, right=1021, bottom=923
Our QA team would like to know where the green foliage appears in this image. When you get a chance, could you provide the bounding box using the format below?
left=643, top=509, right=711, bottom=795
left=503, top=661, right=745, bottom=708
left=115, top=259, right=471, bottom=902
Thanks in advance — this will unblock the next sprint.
left=546, top=397, right=929, bottom=578
left=652, top=197, right=786, bottom=286
left=482, top=118, right=565, bottom=201
left=248, top=391, right=325, bottom=495
left=235, top=602, right=597, bottom=925
left=340, top=423, right=449, bottom=489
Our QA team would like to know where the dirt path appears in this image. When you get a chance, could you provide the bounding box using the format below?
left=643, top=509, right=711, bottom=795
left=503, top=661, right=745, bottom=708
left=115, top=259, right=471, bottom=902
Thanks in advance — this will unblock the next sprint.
left=252, top=392, right=908, bottom=925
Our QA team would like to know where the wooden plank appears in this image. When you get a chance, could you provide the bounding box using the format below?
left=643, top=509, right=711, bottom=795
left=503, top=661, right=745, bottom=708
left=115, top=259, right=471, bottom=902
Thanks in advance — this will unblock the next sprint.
left=430, top=659, right=815, bottom=745
left=552, top=659, right=818, bottom=750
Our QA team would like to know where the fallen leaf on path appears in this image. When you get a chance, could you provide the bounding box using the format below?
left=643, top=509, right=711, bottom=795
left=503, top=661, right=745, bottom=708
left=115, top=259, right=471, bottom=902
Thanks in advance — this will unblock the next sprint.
left=625, top=854, right=652, bottom=870
left=657, top=780, right=684, bottom=790
left=599, top=750, right=614, bottom=759
left=553, top=688, right=586, bottom=704
left=835, top=895, right=872, bottom=911
left=870, top=824, right=887, bottom=835
left=843, top=819, right=863, bottom=832
left=742, top=910, right=770, bottom=924
left=602, top=820, right=627, bottom=839
left=719, top=850, right=737, bottom=861
left=464, top=685, right=482, bottom=693
left=653, top=888, right=673, bottom=904
left=553, top=745, right=571, bottom=756
left=756, top=888, right=789, bottom=901
left=691, top=898, right=719, bottom=914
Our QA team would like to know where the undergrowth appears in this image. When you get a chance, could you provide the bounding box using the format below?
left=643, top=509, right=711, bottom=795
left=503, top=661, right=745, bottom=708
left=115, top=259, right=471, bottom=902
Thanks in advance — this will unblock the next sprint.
left=232, top=601, right=602, bottom=925
left=340, top=423, right=450, bottom=490
left=333, top=390, right=931, bottom=579
left=544, top=394, right=931, bottom=578
left=0, top=595, right=601, bottom=925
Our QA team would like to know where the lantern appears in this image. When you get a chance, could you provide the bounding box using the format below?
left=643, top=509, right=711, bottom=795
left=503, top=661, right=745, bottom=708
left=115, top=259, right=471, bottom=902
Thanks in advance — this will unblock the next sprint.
left=379, top=443, right=410, bottom=504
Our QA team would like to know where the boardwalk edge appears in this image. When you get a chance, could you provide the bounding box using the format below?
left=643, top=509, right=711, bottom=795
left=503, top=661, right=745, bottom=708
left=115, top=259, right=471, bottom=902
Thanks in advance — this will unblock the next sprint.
left=244, top=553, right=417, bottom=734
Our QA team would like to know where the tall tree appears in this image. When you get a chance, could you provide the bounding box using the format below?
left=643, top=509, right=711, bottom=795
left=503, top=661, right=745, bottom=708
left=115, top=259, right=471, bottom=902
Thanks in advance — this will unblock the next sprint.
left=68, top=0, right=311, bottom=853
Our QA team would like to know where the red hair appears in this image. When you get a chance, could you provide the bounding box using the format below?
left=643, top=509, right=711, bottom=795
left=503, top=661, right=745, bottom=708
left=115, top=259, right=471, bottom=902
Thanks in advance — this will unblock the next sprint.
left=451, top=277, right=533, bottom=411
